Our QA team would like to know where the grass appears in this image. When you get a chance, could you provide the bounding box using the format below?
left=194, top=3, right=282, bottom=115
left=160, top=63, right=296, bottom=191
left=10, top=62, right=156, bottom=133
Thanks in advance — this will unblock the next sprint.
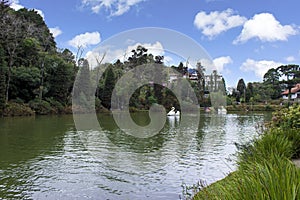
left=194, top=155, right=300, bottom=200
left=193, top=105, right=300, bottom=200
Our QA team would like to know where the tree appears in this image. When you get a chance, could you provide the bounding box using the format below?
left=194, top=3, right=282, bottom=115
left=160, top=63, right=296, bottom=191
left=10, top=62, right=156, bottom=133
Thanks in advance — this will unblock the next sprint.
left=46, top=55, right=74, bottom=104
left=154, top=55, right=164, bottom=64
left=277, top=64, right=300, bottom=105
left=245, top=82, right=254, bottom=102
left=172, top=62, right=187, bottom=75
left=101, top=66, right=115, bottom=109
left=263, top=68, right=281, bottom=99
left=236, top=78, right=246, bottom=102
left=263, top=68, right=280, bottom=85
left=1, top=9, right=25, bottom=103
left=10, top=66, right=40, bottom=102
left=127, top=45, right=149, bottom=68
left=0, top=45, right=7, bottom=110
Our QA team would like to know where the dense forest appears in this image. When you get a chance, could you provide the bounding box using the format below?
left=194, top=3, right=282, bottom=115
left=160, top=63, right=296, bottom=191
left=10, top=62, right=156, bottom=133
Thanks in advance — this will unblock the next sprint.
left=0, top=1, right=78, bottom=116
left=1, top=0, right=300, bottom=116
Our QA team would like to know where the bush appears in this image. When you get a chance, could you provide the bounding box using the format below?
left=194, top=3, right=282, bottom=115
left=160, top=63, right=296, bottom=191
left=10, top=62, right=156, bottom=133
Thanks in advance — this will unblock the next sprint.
left=45, top=97, right=64, bottom=114
left=29, top=99, right=54, bottom=115
left=2, top=102, right=34, bottom=116
left=271, top=105, right=300, bottom=129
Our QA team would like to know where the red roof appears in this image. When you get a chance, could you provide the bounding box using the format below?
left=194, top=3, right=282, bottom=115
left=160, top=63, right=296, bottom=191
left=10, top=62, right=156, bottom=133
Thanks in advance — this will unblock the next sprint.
left=282, top=83, right=300, bottom=95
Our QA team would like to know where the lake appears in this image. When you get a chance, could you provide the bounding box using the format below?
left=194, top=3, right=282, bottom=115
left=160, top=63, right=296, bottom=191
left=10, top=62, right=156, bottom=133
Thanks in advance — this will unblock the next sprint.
left=0, top=112, right=271, bottom=199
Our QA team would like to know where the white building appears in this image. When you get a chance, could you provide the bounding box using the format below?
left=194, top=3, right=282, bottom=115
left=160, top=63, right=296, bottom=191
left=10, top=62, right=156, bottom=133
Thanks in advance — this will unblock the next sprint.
left=282, top=83, right=300, bottom=100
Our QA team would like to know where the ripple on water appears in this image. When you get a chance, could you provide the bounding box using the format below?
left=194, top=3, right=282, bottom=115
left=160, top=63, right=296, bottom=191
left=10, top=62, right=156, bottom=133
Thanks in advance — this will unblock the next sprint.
left=0, top=113, right=271, bottom=199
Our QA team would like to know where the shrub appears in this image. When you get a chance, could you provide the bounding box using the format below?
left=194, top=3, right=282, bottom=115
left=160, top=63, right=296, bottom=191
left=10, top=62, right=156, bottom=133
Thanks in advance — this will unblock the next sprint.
left=29, top=99, right=54, bottom=115
left=45, top=97, right=64, bottom=114
left=271, top=105, right=300, bottom=129
left=2, top=102, right=34, bottom=116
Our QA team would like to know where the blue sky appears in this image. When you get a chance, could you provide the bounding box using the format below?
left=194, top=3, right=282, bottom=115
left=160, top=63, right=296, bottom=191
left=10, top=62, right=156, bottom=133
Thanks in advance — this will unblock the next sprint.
left=9, top=0, right=300, bottom=87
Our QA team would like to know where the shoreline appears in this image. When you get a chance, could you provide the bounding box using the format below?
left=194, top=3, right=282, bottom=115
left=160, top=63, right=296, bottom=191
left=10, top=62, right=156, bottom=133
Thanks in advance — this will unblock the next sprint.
left=1, top=101, right=281, bottom=117
left=192, top=105, right=300, bottom=200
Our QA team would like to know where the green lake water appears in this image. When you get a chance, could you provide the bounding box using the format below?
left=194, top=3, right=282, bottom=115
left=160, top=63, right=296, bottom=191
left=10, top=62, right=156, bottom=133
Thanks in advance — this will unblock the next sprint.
left=0, top=112, right=271, bottom=199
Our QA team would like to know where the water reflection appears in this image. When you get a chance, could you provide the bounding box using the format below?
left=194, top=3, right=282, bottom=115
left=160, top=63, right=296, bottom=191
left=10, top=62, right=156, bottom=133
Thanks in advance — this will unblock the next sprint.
left=0, top=115, right=73, bottom=199
left=167, top=115, right=180, bottom=128
left=0, top=112, right=272, bottom=199
left=83, top=112, right=199, bottom=174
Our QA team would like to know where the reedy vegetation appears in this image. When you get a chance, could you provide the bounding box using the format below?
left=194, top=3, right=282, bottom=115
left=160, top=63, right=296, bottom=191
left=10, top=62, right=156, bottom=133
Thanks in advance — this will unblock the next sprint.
left=193, top=105, right=300, bottom=200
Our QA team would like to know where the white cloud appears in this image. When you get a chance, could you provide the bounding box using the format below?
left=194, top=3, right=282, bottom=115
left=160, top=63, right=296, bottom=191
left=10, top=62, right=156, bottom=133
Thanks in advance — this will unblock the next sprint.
left=34, top=9, right=45, bottom=19
left=285, top=56, right=295, bottom=62
left=196, top=56, right=232, bottom=74
left=86, top=48, right=124, bottom=68
left=81, top=0, right=144, bottom=17
left=163, top=56, right=174, bottom=65
left=9, top=0, right=45, bottom=19
left=234, top=13, right=298, bottom=44
left=49, top=27, right=62, bottom=38
left=240, top=59, right=283, bottom=79
left=213, top=56, right=232, bottom=72
left=194, top=9, right=247, bottom=38
left=125, top=41, right=164, bottom=58
left=68, top=32, right=101, bottom=48
left=86, top=41, right=165, bottom=68
left=9, top=0, right=23, bottom=10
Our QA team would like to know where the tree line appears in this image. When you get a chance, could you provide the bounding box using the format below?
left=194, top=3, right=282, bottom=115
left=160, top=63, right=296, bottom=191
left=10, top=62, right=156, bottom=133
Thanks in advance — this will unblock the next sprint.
left=1, top=0, right=299, bottom=116
left=0, top=2, right=203, bottom=115
left=0, top=1, right=77, bottom=115
left=230, top=64, right=300, bottom=105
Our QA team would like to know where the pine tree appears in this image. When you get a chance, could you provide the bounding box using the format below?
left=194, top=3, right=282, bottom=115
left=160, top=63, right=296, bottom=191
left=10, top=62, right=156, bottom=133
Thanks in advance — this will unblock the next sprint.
left=0, top=45, right=7, bottom=110
left=101, top=66, right=115, bottom=110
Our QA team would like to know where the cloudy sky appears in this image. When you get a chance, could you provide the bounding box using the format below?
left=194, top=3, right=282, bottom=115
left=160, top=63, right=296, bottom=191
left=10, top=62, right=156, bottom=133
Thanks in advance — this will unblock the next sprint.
left=9, top=0, right=300, bottom=86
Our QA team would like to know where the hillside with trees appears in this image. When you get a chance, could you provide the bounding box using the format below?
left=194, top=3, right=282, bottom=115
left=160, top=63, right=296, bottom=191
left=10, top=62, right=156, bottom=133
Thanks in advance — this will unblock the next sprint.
left=0, top=1, right=77, bottom=115
left=1, top=0, right=299, bottom=116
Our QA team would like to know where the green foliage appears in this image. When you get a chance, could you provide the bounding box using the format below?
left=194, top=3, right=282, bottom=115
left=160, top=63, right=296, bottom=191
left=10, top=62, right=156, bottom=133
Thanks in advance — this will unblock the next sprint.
left=2, top=102, right=34, bottom=116
left=238, top=130, right=294, bottom=168
left=210, top=91, right=226, bottom=108
left=10, top=66, right=40, bottom=102
left=193, top=104, right=300, bottom=200
left=45, top=55, right=74, bottom=104
left=45, top=97, right=64, bottom=114
left=0, top=45, right=7, bottom=110
left=271, top=105, right=300, bottom=129
left=195, top=155, right=300, bottom=200
left=236, top=78, right=246, bottom=101
left=0, top=3, right=76, bottom=113
left=101, top=66, right=115, bottom=109
left=29, top=98, right=53, bottom=115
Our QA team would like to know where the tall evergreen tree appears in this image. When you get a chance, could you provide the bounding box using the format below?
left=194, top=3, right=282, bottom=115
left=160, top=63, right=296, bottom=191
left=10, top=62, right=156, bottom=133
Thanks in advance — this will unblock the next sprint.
left=0, top=45, right=7, bottom=110
left=236, top=78, right=246, bottom=102
left=101, top=66, right=115, bottom=109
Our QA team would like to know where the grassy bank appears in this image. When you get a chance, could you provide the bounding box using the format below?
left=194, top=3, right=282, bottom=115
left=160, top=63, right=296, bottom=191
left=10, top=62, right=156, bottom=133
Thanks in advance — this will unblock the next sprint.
left=226, top=104, right=282, bottom=112
left=0, top=97, right=111, bottom=117
left=193, top=105, right=300, bottom=200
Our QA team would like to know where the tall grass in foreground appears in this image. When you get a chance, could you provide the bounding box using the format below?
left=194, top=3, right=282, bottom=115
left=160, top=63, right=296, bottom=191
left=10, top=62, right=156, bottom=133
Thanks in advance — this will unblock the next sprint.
left=194, top=155, right=300, bottom=200
left=193, top=121, right=300, bottom=200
